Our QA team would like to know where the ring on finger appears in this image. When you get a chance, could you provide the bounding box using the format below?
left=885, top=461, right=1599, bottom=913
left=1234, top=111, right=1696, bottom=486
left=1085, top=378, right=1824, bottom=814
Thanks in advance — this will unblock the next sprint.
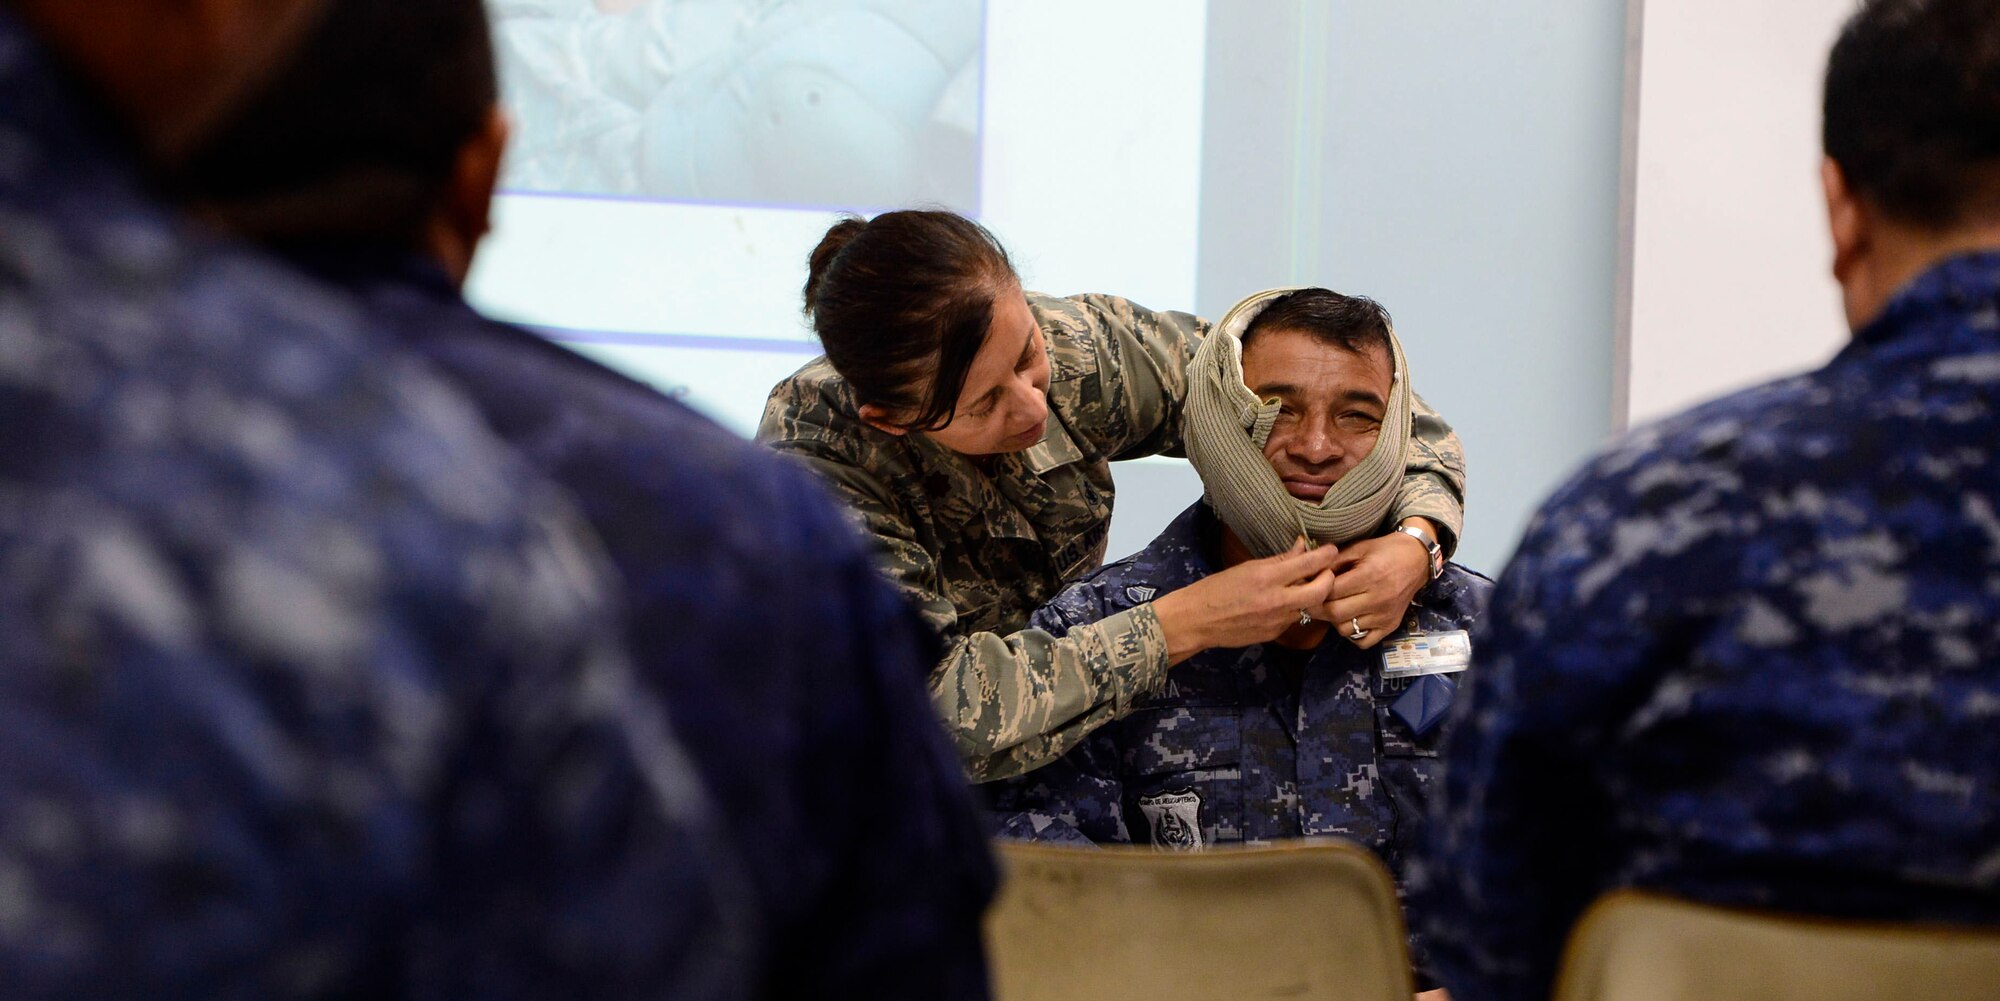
left=1297, top=608, right=1312, bottom=627
left=1350, top=616, right=1367, bottom=641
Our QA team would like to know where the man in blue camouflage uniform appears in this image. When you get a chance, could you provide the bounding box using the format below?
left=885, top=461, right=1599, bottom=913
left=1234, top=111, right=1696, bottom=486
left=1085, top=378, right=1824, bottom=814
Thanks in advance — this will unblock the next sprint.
left=177, top=2, right=996, bottom=998
left=0, top=2, right=756, bottom=998
left=985, top=288, right=1491, bottom=991
left=1418, top=4, right=2000, bottom=1000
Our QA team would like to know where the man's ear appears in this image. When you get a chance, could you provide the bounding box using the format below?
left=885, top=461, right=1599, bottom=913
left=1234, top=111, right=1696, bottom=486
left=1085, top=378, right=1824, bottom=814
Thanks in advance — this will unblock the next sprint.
left=1824, top=156, right=1870, bottom=287
left=434, top=105, right=509, bottom=286
left=455, top=106, right=509, bottom=247
left=857, top=403, right=909, bottom=436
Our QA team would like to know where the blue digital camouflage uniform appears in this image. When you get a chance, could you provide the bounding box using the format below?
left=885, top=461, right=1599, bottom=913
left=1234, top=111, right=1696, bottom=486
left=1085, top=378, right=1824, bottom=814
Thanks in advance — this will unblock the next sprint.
left=1417, top=251, right=2000, bottom=1001
left=0, top=14, right=752, bottom=1000
left=284, top=249, right=997, bottom=1001
left=983, top=501, right=1491, bottom=981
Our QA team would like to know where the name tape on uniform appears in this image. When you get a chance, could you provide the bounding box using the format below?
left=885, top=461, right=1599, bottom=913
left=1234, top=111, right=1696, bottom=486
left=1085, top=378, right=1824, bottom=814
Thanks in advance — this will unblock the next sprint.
left=1381, top=629, right=1472, bottom=679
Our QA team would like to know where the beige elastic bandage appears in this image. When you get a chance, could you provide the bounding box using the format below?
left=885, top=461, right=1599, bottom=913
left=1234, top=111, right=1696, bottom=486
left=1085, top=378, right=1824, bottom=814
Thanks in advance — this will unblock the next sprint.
left=1182, top=287, right=1414, bottom=559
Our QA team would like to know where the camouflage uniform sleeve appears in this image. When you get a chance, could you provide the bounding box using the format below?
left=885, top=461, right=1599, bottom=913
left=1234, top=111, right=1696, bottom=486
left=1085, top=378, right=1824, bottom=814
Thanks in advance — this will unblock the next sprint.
left=984, top=595, right=1135, bottom=845
left=1398, top=392, right=1469, bottom=558
left=1041, top=293, right=1208, bottom=461
left=783, top=450, right=1172, bottom=783
left=985, top=733, right=1131, bottom=846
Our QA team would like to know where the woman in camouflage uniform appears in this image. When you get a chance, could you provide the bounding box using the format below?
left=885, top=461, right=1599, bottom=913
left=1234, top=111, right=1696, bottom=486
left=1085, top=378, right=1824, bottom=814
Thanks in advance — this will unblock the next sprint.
left=759, top=210, right=1465, bottom=781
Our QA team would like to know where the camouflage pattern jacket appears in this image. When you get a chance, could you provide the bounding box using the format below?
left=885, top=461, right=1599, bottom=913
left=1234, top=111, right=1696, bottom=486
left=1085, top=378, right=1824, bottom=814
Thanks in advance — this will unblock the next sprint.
left=0, top=13, right=748, bottom=999
left=982, top=502, right=1491, bottom=981
left=1416, top=251, right=2000, bottom=1001
left=759, top=293, right=1468, bottom=781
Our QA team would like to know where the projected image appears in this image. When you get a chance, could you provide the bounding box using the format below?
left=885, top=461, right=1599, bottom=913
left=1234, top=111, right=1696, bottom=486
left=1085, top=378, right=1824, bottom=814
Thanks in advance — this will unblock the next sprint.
left=493, top=0, right=985, bottom=211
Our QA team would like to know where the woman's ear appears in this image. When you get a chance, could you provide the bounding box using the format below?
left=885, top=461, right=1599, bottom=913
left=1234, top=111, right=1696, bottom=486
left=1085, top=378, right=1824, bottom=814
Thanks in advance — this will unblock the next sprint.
left=857, top=403, right=909, bottom=436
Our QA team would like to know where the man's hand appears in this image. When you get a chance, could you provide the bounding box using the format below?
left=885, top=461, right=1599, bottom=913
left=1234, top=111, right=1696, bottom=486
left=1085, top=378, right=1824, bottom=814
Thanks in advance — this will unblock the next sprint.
left=1322, top=529, right=1431, bottom=649
left=1154, top=539, right=1342, bottom=663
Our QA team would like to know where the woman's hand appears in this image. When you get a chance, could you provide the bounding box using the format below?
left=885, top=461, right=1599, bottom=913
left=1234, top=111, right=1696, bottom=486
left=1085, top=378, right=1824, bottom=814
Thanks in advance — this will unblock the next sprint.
left=1323, top=527, right=1433, bottom=649
left=1153, top=539, right=1343, bottom=663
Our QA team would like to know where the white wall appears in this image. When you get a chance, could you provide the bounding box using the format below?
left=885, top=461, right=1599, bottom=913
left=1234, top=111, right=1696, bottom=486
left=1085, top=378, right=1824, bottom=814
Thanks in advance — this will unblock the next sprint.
left=1622, top=0, right=1856, bottom=426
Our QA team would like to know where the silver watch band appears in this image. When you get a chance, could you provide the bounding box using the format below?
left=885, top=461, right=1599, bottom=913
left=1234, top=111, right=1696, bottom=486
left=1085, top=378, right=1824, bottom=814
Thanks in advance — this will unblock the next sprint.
left=1394, top=524, right=1445, bottom=579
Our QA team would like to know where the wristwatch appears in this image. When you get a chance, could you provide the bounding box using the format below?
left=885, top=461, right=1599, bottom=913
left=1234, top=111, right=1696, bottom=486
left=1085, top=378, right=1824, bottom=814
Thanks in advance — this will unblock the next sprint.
left=1394, top=524, right=1445, bottom=580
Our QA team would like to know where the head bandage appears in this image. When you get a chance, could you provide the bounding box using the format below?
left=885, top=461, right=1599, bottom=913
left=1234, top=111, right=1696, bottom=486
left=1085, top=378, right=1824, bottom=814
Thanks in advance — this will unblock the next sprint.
left=1183, top=287, right=1414, bottom=559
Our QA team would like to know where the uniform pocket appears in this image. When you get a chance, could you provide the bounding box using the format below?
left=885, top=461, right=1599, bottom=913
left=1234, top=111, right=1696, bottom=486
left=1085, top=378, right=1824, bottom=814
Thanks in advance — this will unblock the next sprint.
left=1372, top=704, right=1445, bottom=873
left=1117, top=707, right=1242, bottom=850
left=1374, top=704, right=1444, bottom=758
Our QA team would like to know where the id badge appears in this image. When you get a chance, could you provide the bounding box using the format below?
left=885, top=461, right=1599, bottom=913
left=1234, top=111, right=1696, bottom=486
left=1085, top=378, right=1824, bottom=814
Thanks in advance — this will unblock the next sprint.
left=1381, top=629, right=1472, bottom=680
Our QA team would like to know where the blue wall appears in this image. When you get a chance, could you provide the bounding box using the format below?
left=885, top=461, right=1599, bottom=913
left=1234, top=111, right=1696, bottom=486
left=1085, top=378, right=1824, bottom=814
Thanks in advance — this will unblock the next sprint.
left=1317, top=2, right=1626, bottom=574
left=1109, top=0, right=1627, bottom=575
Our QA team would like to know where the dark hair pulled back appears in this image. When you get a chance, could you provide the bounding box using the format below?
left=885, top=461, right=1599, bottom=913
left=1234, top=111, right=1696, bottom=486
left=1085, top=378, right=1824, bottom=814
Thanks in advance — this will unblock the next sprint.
left=803, top=210, right=1018, bottom=431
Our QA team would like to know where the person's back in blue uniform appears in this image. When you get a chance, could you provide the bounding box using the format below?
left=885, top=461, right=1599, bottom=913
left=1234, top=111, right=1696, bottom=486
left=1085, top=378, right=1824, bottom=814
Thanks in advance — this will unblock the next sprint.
left=1418, top=4, right=2000, bottom=1000
left=179, top=3, right=997, bottom=997
left=0, top=2, right=750, bottom=998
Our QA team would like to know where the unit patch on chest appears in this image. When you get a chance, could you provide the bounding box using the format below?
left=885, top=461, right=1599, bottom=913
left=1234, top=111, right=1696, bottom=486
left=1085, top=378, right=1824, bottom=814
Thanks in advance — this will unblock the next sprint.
left=1137, top=789, right=1204, bottom=851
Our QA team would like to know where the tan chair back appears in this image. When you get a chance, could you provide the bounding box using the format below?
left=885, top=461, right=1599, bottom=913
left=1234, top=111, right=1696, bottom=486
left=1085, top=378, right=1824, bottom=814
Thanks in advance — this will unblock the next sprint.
left=984, top=838, right=1414, bottom=1001
left=1553, top=890, right=2000, bottom=1001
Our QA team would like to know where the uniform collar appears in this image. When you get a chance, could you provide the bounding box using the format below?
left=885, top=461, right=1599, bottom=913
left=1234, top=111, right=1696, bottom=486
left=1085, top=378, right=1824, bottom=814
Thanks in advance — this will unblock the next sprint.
left=283, top=244, right=456, bottom=298
left=1848, top=249, right=2000, bottom=353
left=1020, top=407, right=1086, bottom=474
left=906, top=432, right=1016, bottom=534
left=1117, top=501, right=1226, bottom=594
left=1146, top=501, right=1482, bottom=660
left=908, top=406, right=1090, bottom=541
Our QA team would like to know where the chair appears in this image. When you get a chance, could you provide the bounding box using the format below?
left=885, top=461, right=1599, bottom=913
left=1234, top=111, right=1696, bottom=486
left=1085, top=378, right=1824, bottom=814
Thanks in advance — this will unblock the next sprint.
left=1552, top=890, right=2000, bottom=1001
left=983, top=838, right=1414, bottom=1001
